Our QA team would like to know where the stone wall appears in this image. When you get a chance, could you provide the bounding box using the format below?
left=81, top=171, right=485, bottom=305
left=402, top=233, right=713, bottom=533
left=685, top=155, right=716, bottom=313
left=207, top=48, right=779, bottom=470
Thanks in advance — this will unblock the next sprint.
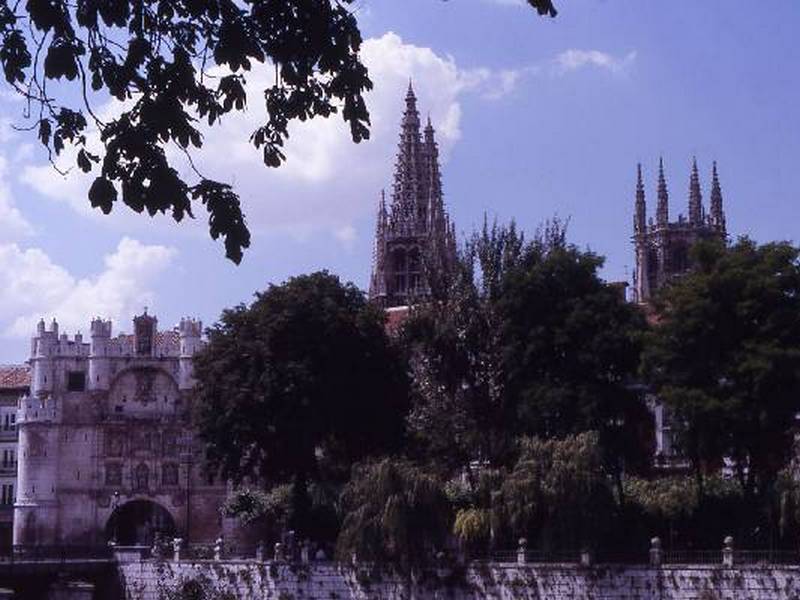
left=118, top=559, right=800, bottom=600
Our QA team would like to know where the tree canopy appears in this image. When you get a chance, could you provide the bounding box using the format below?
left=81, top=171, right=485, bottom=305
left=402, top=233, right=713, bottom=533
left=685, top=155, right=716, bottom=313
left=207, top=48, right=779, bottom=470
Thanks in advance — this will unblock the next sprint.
left=1, top=0, right=558, bottom=262
left=642, top=238, right=800, bottom=499
left=495, top=227, right=651, bottom=485
left=491, top=432, right=616, bottom=551
left=193, top=271, right=408, bottom=493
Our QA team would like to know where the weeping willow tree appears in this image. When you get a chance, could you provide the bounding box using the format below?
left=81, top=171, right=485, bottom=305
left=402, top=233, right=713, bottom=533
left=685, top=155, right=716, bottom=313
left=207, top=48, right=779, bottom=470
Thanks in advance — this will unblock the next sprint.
left=491, top=432, right=616, bottom=552
left=335, top=458, right=451, bottom=565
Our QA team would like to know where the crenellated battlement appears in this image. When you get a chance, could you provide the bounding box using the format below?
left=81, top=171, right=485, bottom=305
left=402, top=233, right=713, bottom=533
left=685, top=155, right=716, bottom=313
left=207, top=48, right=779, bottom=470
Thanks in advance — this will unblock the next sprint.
left=90, top=318, right=112, bottom=339
left=179, top=317, right=202, bottom=339
left=17, top=393, right=60, bottom=424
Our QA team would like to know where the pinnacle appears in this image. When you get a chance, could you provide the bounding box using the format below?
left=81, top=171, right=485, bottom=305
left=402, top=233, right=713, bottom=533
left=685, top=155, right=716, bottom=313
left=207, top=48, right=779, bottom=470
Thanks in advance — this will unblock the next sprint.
left=406, top=78, right=416, bottom=101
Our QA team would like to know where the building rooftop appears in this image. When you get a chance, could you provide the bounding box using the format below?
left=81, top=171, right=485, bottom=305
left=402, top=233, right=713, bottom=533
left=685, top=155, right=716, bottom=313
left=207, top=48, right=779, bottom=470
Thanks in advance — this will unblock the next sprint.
left=0, top=364, right=30, bottom=389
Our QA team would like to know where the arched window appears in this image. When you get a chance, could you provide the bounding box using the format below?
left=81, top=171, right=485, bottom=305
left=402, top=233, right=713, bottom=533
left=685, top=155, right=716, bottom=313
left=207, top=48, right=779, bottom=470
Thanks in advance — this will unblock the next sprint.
left=408, top=248, right=421, bottom=291
left=391, top=248, right=407, bottom=295
left=670, top=244, right=689, bottom=274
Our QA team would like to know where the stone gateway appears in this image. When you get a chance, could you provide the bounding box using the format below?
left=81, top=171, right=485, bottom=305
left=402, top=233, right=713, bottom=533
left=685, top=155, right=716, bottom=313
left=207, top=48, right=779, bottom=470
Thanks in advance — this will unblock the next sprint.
left=13, top=311, right=226, bottom=547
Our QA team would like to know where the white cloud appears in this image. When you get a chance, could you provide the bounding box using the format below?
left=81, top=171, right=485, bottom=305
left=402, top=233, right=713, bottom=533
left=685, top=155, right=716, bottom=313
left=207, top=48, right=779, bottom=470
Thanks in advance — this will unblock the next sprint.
left=554, top=49, right=637, bottom=75
left=0, top=237, right=176, bottom=339
left=0, top=155, right=34, bottom=239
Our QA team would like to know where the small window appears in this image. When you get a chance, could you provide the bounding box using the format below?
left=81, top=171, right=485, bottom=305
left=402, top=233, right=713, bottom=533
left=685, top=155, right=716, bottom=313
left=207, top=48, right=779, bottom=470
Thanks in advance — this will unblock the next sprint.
left=67, top=371, right=86, bottom=392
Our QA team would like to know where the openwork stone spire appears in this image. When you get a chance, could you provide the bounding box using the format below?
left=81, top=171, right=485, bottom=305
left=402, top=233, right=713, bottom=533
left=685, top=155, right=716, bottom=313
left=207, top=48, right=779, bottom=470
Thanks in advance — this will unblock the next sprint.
left=688, top=157, right=703, bottom=224
left=656, top=157, right=669, bottom=226
left=710, top=161, right=726, bottom=234
left=369, top=83, right=457, bottom=308
left=634, top=163, right=646, bottom=234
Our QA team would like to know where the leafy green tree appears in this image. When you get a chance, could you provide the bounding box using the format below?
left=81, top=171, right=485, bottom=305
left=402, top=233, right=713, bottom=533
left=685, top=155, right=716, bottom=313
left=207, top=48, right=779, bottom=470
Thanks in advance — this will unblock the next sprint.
left=498, top=235, right=650, bottom=487
left=490, top=432, right=616, bottom=552
left=642, top=238, right=800, bottom=500
left=0, top=0, right=557, bottom=262
left=336, top=458, right=451, bottom=565
left=402, top=219, right=525, bottom=471
left=193, top=271, right=408, bottom=534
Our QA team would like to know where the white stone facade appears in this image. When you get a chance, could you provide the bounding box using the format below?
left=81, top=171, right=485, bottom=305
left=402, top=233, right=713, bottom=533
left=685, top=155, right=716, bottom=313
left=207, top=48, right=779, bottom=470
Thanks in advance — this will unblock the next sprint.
left=13, top=312, right=226, bottom=547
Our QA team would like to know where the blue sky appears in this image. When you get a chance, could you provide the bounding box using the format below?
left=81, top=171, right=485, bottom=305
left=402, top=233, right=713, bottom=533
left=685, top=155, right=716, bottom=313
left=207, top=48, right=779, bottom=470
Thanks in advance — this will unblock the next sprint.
left=1, top=0, right=799, bottom=362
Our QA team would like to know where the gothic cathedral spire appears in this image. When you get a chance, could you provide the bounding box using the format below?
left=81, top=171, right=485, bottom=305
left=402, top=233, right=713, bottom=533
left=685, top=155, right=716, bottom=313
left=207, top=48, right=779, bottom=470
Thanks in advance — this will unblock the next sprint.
left=369, top=84, right=457, bottom=308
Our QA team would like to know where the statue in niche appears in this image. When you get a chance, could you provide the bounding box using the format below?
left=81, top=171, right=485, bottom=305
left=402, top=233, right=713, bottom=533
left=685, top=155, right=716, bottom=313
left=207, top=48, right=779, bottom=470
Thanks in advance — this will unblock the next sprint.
left=134, top=463, right=149, bottom=492
left=135, top=369, right=156, bottom=405
left=105, top=430, right=125, bottom=457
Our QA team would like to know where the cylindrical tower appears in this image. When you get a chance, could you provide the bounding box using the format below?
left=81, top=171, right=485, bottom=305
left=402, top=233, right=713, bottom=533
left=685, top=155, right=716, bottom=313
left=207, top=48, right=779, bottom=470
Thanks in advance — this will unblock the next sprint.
left=14, top=394, right=61, bottom=545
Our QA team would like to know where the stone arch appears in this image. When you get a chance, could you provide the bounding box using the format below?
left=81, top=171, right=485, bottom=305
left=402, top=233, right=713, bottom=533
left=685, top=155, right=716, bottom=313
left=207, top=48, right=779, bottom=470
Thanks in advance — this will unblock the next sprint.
left=108, top=367, right=179, bottom=414
left=108, top=365, right=176, bottom=390
left=106, top=499, right=176, bottom=546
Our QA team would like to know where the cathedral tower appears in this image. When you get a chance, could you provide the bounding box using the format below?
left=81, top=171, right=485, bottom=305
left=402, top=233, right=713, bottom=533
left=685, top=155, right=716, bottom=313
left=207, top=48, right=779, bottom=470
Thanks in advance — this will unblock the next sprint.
left=369, top=83, right=457, bottom=308
left=632, top=158, right=728, bottom=303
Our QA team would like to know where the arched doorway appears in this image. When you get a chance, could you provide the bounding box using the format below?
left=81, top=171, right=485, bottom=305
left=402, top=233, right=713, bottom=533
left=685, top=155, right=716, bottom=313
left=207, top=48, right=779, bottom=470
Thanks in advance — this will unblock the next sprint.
left=106, top=500, right=176, bottom=546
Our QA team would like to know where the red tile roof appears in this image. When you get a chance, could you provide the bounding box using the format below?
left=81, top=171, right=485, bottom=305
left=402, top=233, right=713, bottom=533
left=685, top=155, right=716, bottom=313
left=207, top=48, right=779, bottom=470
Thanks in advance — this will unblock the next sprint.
left=384, top=306, right=411, bottom=336
left=0, top=364, right=30, bottom=389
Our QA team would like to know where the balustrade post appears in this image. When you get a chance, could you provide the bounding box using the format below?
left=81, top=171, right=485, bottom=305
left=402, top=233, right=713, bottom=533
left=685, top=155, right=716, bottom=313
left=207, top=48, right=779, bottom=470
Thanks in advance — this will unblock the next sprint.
left=213, top=537, right=223, bottom=561
left=580, top=547, right=594, bottom=567
left=517, top=538, right=527, bottom=565
left=172, top=538, right=182, bottom=563
left=649, top=537, right=662, bottom=566
left=722, top=536, right=734, bottom=568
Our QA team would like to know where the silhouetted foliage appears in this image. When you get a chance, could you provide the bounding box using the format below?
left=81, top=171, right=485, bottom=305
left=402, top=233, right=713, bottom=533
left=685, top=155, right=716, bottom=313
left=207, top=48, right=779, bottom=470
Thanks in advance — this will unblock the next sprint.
left=642, top=238, right=800, bottom=500
left=336, top=458, right=450, bottom=565
left=402, top=218, right=525, bottom=471
left=497, top=226, right=651, bottom=487
left=193, top=271, right=409, bottom=534
left=491, top=432, right=616, bottom=551
left=1, top=0, right=557, bottom=262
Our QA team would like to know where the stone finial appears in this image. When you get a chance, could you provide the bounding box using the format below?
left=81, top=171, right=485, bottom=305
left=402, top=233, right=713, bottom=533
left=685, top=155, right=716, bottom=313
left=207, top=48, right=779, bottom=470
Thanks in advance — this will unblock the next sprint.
left=650, top=537, right=662, bottom=566
left=517, top=537, right=528, bottom=565
left=580, top=548, right=594, bottom=567
left=172, top=538, right=182, bottom=562
left=214, top=537, right=223, bottom=561
left=722, top=535, right=734, bottom=567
